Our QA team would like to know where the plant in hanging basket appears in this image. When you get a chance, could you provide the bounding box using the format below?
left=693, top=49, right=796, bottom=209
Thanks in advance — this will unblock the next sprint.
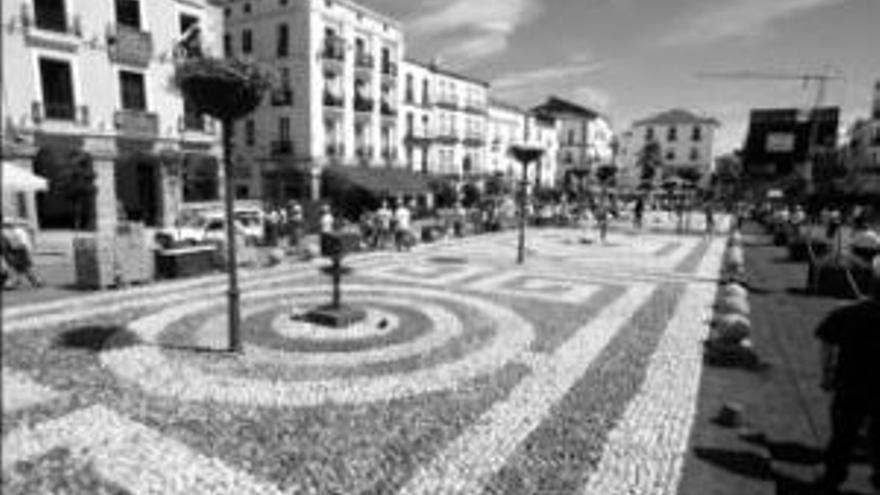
left=174, top=57, right=273, bottom=122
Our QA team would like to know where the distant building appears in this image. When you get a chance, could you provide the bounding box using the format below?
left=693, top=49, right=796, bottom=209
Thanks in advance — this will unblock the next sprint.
left=618, top=109, right=719, bottom=188
left=485, top=99, right=558, bottom=187
left=531, top=97, right=612, bottom=186
left=225, top=0, right=406, bottom=202
left=1, top=0, right=224, bottom=231
left=742, top=107, right=839, bottom=181
left=400, top=60, right=434, bottom=175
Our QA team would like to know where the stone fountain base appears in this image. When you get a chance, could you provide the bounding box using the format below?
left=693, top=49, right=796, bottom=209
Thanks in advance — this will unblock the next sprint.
left=303, top=304, right=367, bottom=328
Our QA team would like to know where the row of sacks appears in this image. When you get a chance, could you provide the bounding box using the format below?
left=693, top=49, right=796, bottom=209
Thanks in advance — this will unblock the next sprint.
left=706, top=229, right=758, bottom=367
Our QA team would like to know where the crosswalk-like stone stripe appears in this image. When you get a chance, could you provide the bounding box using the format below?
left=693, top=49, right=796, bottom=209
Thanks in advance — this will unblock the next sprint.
left=2, top=405, right=288, bottom=495
left=399, top=284, right=656, bottom=495
left=580, top=238, right=726, bottom=495
left=2, top=368, right=64, bottom=413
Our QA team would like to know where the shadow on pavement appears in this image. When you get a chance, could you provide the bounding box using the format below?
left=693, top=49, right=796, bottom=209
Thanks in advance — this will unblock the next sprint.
left=53, top=325, right=141, bottom=352
left=693, top=447, right=774, bottom=480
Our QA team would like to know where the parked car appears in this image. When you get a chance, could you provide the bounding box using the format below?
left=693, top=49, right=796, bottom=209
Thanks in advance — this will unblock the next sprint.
left=155, top=212, right=253, bottom=248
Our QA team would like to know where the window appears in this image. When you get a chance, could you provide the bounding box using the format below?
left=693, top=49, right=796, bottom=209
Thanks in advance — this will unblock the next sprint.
left=34, top=0, right=67, bottom=33
left=666, top=149, right=676, bottom=161
left=280, top=0, right=288, bottom=5
left=692, top=126, right=702, bottom=141
left=245, top=119, right=255, bottom=146
left=422, top=79, right=429, bottom=104
left=242, top=29, right=252, bottom=54
left=224, top=7, right=231, bottom=17
left=422, top=115, right=429, bottom=135
left=406, top=112, right=413, bottom=137
left=119, top=70, right=147, bottom=110
left=243, top=2, right=251, bottom=14
left=565, top=151, right=574, bottom=164
left=39, top=57, right=75, bottom=120
left=179, top=13, right=198, bottom=35
left=667, top=126, right=677, bottom=141
left=280, top=67, right=291, bottom=87
left=223, top=34, right=232, bottom=57
left=405, top=74, right=414, bottom=103
left=645, top=126, right=655, bottom=141
left=568, top=129, right=575, bottom=145
left=236, top=185, right=250, bottom=199
left=690, top=148, right=700, bottom=161
left=115, top=0, right=141, bottom=29
left=277, top=23, right=289, bottom=57
left=279, top=117, right=291, bottom=140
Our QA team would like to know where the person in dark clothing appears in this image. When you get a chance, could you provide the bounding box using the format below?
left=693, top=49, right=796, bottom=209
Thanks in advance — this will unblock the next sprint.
left=814, top=256, right=880, bottom=493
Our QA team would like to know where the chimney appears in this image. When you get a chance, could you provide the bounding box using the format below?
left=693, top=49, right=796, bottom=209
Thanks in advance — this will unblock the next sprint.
left=873, top=80, right=880, bottom=120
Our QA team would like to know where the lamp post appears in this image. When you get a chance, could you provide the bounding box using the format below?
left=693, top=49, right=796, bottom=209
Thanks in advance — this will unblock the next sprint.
left=509, top=144, right=544, bottom=264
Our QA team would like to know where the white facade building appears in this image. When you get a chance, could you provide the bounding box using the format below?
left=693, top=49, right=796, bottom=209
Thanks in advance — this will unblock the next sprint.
left=618, top=108, right=720, bottom=188
left=487, top=99, right=526, bottom=178
left=225, top=0, right=404, bottom=202
left=2, top=0, right=224, bottom=231
left=400, top=59, right=434, bottom=174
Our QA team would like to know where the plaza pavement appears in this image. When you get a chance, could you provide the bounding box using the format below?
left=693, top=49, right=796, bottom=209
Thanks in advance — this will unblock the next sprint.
left=3, top=219, right=728, bottom=494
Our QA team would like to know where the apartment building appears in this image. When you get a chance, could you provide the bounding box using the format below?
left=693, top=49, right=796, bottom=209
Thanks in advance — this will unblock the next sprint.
left=487, top=99, right=525, bottom=178
left=618, top=108, right=719, bottom=188
left=1, top=0, right=224, bottom=231
left=400, top=59, right=434, bottom=175
left=224, top=0, right=404, bottom=202
left=531, top=96, right=613, bottom=187
left=398, top=59, right=490, bottom=180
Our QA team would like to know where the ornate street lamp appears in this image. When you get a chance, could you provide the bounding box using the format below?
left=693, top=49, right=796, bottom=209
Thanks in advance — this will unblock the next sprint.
left=509, top=144, right=544, bottom=264
left=175, top=56, right=272, bottom=352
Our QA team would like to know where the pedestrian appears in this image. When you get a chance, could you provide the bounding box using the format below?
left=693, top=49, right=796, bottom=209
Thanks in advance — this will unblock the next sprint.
left=393, top=199, right=413, bottom=251
left=319, top=204, right=334, bottom=234
left=705, top=201, right=716, bottom=236
left=377, top=200, right=392, bottom=248
left=595, top=199, right=609, bottom=243
left=288, top=202, right=303, bottom=253
left=813, top=256, right=880, bottom=494
left=634, top=197, right=645, bottom=230
left=1, top=223, right=42, bottom=288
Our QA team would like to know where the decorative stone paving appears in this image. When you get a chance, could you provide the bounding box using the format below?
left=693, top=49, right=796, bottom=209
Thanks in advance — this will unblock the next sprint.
left=580, top=237, right=726, bottom=495
left=2, top=369, right=64, bottom=413
left=2, top=225, right=730, bottom=495
left=399, top=284, right=655, bottom=495
left=2, top=405, right=287, bottom=495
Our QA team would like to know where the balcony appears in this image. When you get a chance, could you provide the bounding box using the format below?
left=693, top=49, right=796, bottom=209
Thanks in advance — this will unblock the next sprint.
left=326, top=143, right=345, bottom=158
left=380, top=101, right=397, bottom=117
left=114, top=109, right=159, bottom=137
left=322, top=37, right=345, bottom=61
left=435, top=97, right=458, bottom=111
left=354, top=96, right=374, bottom=113
left=381, top=61, right=398, bottom=78
left=435, top=131, right=459, bottom=145
left=404, top=131, right=433, bottom=146
left=271, top=88, right=294, bottom=106
left=323, top=91, right=343, bottom=108
left=463, top=102, right=486, bottom=115
left=463, top=135, right=486, bottom=147
left=271, top=140, right=294, bottom=156
left=107, top=25, right=153, bottom=68
left=356, top=145, right=373, bottom=160
left=32, top=101, right=89, bottom=125
left=355, top=52, right=374, bottom=70
left=381, top=148, right=398, bottom=162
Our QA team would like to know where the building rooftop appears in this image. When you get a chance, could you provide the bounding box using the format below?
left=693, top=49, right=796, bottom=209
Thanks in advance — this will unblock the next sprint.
left=488, top=98, right=526, bottom=114
left=531, top=96, right=601, bottom=120
left=221, top=0, right=402, bottom=29
left=634, top=108, right=720, bottom=127
left=404, top=58, right=490, bottom=87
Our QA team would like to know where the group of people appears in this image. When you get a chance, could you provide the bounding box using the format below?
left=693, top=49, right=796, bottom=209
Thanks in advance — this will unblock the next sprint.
left=357, top=199, right=414, bottom=251
left=263, top=202, right=305, bottom=251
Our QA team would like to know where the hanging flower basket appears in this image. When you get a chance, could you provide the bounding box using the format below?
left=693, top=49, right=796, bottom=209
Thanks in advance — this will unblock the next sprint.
left=174, top=57, right=272, bottom=122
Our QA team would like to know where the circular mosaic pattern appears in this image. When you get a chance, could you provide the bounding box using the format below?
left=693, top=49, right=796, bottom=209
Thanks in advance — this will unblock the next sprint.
left=101, top=285, right=535, bottom=407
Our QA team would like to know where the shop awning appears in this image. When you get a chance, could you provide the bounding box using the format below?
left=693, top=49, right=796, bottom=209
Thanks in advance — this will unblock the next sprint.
left=323, top=165, right=430, bottom=196
left=3, top=161, right=48, bottom=192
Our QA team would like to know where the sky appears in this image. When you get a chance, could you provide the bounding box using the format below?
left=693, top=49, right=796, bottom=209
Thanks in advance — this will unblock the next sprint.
left=358, top=0, right=880, bottom=155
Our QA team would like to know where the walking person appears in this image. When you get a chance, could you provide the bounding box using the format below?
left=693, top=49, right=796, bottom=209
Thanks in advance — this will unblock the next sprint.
left=393, top=199, right=413, bottom=251
left=376, top=200, right=392, bottom=249
left=634, top=196, right=645, bottom=230
left=813, top=256, right=880, bottom=494
left=1, top=222, right=42, bottom=289
left=704, top=201, right=716, bottom=236
left=288, top=202, right=303, bottom=254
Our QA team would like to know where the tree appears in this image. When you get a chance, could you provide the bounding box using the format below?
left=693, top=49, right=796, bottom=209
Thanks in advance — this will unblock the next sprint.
left=51, top=150, right=96, bottom=231
left=637, top=140, right=662, bottom=189
left=596, top=164, right=618, bottom=187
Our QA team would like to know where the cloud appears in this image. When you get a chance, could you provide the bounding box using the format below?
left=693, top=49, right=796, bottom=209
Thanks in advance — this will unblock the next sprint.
left=492, top=62, right=605, bottom=92
left=571, top=85, right=613, bottom=111
left=660, top=0, right=857, bottom=46
left=408, top=0, right=542, bottom=64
